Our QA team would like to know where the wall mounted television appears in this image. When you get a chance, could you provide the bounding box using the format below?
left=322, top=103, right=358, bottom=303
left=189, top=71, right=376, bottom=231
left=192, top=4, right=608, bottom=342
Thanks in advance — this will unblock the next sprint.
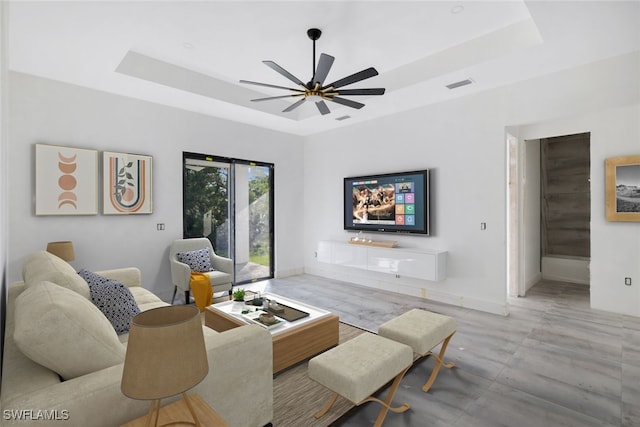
left=344, top=169, right=430, bottom=235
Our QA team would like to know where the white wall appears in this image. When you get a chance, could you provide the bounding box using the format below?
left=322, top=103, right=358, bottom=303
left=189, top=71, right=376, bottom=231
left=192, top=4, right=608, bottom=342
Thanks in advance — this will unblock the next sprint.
left=1, top=0, right=9, bottom=372
left=304, top=51, right=640, bottom=316
left=7, top=72, right=304, bottom=301
left=304, top=90, right=511, bottom=315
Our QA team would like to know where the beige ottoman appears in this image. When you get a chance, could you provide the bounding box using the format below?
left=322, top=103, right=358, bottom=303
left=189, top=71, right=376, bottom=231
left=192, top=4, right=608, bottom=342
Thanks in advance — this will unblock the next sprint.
left=378, top=308, right=457, bottom=392
left=308, top=333, right=413, bottom=427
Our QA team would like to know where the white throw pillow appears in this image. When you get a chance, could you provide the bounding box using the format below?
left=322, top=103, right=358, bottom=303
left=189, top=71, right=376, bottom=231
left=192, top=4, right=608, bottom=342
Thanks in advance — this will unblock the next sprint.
left=13, top=281, right=126, bottom=380
left=22, top=250, right=90, bottom=299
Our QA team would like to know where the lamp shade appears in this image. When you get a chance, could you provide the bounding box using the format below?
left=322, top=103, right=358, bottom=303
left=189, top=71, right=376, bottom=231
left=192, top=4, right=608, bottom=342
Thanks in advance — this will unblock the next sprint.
left=121, top=305, right=208, bottom=400
left=46, top=241, right=75, bottom=261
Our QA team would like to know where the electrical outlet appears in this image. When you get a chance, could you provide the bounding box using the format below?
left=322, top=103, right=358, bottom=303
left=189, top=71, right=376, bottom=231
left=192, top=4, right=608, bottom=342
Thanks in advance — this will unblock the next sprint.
left=156, top=223, right=165, bottom=231
left=625, top=277, right=632, bottom=286
left=480, top=222, right=487, bottom=230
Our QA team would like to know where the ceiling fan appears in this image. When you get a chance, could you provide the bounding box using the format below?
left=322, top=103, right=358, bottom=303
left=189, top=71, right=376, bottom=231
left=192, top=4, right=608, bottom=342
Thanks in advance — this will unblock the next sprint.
left=240, top=28, right=385, bottom=116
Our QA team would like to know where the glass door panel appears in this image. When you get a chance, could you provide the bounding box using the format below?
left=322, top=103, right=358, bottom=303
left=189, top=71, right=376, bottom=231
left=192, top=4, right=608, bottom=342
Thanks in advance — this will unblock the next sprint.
left=183, top=158, right=231, bottom=257
left=234, top=163, right=273, bottom=283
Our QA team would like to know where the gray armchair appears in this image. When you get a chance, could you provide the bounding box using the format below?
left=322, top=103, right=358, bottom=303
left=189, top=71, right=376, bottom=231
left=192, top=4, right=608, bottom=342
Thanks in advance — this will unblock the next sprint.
left=169, top=238, right=234, bottom=304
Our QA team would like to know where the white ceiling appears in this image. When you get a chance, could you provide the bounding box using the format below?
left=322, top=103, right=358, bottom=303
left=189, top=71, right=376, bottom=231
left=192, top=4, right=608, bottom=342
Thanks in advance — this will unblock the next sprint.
left=7, top=1, right=640, bottom=136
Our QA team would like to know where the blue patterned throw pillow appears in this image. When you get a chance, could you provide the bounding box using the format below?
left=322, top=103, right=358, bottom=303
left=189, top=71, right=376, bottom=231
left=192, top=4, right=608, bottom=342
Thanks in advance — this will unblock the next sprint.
left=77, top=269, right=140, bottom=335
left=176, top=248, right=214, bottom=273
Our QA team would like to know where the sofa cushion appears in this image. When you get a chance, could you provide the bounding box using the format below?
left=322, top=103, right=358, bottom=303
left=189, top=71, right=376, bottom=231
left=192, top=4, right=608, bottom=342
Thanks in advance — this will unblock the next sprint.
left=177, top=248, right=214, bottom=272
left=78, top=269, right=141, bottom=335
left=13, top=281, right=125, bottom=380
left=129, top=286, right=167, bottom=310
left=22, top=250, right=90, bottom=299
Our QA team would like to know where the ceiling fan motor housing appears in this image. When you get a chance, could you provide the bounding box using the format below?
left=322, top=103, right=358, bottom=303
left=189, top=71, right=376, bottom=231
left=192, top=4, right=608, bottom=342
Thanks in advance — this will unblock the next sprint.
left=307, top=28, right=322, bottom=41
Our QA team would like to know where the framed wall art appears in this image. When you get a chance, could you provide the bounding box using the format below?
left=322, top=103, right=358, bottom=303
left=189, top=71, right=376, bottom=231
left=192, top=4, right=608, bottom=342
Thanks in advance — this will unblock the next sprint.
left=103, top=151, right=153, bottom=215
left=605, top=155, right=640, bottom=222
left=35, top=144, right=98, bottom=215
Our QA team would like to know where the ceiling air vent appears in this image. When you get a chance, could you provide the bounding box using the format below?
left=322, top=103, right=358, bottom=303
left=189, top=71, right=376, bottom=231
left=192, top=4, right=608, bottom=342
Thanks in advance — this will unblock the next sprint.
left=335, top=115, right=351, bottom=121
left=446, top=78, right=473, bottom=90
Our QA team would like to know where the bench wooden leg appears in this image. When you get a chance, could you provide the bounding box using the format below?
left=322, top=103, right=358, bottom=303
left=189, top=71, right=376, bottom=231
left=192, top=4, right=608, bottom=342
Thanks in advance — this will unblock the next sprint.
left=359, top=366, right=411, bottom=427
left=313, top=392, right=338, bottom=419
left=420, top=332, right=456, bottom=392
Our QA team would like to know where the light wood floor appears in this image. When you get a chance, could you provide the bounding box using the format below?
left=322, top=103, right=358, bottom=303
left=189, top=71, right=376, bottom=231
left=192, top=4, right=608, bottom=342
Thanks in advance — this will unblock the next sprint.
left=242, top=275, right=640, bottom=427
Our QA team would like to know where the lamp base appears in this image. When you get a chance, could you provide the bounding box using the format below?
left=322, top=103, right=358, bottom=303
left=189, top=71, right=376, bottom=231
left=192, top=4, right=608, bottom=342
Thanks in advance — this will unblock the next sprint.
left=121, top=393, right=228, bottom=427
left=145, top=393, right=201, bottom=427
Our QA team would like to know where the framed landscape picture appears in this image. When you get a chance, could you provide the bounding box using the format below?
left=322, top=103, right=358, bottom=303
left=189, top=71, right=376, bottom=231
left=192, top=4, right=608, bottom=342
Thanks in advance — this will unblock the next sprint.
left=102, top=151, right=153, bottom=214
left=605, top=155, right=640, bottom=222
left=35, top=144, right=98, bottom=215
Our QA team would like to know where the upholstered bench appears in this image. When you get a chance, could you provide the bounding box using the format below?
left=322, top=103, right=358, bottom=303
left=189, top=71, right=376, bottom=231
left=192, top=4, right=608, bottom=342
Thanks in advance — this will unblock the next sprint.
left=378, top=308, right=457, bottom=392
left=308, top=333, right=413, bottom=427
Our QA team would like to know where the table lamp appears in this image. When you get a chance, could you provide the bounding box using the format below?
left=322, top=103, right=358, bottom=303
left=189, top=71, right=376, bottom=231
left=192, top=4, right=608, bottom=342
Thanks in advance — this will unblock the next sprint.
left=121, top=305, right=209, bottom=427
left=45, top=241, right=75, bottom=262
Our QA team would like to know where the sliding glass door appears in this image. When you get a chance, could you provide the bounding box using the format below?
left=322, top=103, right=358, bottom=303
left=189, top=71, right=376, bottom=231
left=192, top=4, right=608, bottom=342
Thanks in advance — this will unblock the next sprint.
left=183, top=153, right=274, bottom=285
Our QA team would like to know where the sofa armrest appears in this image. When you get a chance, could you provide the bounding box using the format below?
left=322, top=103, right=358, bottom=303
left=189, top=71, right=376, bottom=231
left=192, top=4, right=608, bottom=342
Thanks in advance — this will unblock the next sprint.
left=94, top=267, right=142, bottom=288
left=196, top=325, right=273, bottom=427
left=1, top=363, right=149, bottom=426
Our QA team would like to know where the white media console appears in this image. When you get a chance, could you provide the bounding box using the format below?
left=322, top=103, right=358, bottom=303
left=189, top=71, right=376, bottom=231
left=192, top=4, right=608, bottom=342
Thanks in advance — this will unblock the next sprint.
left=317, top=240, right=447, bottom=282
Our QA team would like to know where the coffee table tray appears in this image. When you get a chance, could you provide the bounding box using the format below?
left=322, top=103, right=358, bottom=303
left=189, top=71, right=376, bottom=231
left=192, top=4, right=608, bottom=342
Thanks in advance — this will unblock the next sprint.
left=242, top=311, right=284, bottom=329
left=266, top=302, right=309, bottom=322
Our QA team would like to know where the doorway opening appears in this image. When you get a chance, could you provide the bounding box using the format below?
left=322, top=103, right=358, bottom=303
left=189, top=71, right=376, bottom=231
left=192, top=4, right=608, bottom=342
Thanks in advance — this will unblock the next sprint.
left=507, top=132, right=591, bottom=299
left=182, top=152, right=274, bottom=285
left=540, top=133, right=591, bottom=284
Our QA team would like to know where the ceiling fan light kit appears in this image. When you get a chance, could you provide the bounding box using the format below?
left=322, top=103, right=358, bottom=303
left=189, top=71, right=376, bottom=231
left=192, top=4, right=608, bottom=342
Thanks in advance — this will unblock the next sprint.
left=240, top=28, right=385, bottom=116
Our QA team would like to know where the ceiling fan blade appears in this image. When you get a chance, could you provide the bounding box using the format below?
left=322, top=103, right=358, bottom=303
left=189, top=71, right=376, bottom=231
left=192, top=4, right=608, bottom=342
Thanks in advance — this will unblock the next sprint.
left=315, top=100, right=331, bottom=115
left=250, top=94, right=305, bottom=102
left=282, top=98, right=306, bottom=113
left=313, top=53, right=335, bottom=86
left=329, top=96, right=365, bottom=109
left=323, top=67, right=379, bottom=90
left=263, top=61, right=306, bottom=87
left=332, top=88, right=385, bottom=96
left=240, top=79, right=305, bottom=92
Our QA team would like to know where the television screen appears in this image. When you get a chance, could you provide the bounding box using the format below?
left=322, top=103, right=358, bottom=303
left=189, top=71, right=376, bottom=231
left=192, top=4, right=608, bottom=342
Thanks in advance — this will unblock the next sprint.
left=344, top=170, right=430, bottom=235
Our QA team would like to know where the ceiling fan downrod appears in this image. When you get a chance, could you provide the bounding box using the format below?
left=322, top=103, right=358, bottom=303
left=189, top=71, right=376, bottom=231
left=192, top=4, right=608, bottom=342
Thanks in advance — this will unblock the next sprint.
left=307, top=28, right=322, bottom=86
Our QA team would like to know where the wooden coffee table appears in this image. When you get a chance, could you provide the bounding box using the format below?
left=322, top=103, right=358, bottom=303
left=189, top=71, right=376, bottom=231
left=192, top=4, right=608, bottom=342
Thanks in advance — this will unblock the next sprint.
left=204, top=293, right=339, bottom=373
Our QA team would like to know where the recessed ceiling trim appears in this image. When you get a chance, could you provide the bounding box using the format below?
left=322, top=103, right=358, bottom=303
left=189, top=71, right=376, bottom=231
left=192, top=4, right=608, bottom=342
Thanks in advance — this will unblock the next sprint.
left=115, top=51, right=304, bottom=121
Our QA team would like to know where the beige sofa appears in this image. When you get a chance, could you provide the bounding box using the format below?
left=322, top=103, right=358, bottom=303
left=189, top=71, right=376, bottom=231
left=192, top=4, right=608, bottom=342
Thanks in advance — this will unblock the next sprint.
left=1, top=251, right=273, bottom=427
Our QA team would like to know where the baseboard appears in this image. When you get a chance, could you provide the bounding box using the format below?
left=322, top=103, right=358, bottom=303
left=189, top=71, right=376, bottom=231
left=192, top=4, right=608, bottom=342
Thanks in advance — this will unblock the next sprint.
left=525, top=272, right=542, bottom=293
left=541, top=273, right=590, bottom=285
left=541, top=256, right=590, bottom=285
left=275, top=267, right=304, bottom=279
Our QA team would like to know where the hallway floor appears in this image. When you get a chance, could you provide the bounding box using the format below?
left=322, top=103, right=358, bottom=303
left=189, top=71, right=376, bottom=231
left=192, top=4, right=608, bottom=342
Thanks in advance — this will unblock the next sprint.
left=244, top=276, right=640, bottom=427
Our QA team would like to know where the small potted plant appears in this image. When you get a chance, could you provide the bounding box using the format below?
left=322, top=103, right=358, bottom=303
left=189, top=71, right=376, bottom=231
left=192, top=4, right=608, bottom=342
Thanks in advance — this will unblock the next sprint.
left=232, top=288, right=246, bottom=311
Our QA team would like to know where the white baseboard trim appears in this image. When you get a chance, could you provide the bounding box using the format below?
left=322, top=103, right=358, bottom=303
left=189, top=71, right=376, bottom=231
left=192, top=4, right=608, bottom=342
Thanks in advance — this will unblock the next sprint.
left=526, top=272, right=543, bottom=292
left=275, top=267, right=304, bottom=279
left=541, top=256, right=590, bottom=285
left=541, top=273, right=590, bottom=285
